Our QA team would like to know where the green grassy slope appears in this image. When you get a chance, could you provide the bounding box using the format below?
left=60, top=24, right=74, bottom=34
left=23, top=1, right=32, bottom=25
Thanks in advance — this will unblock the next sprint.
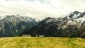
left=0, top=37, right=85, bottom=48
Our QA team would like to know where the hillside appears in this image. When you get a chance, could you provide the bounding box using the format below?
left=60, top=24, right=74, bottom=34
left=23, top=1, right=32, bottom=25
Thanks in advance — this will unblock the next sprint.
left=0, top=37, right=85, bottom=48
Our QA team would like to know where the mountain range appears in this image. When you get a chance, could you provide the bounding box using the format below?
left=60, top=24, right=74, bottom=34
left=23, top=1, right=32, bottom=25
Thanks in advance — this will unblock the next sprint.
left=20, top=11, right=85, bottom=38
left=0, top=11, right=85, bottom=37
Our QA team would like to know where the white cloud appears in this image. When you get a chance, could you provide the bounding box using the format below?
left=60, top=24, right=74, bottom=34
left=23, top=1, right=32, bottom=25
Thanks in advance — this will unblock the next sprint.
left=0, top=0, right=85, bottom=19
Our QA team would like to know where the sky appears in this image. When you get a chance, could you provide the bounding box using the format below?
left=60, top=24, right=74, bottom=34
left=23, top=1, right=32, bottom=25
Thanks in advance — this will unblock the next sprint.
left=0, top=0, right=85, bottom=19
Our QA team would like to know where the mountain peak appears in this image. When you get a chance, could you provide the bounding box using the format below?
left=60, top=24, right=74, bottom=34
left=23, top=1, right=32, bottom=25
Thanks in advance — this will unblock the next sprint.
left=73, top=11, right=80, bottom=14
left=68, top=11, right=82, bottom=19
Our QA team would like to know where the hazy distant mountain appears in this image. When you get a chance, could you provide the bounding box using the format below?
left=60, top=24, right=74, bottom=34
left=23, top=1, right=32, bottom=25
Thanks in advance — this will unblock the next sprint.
left=0, top=15, right=37, bottom=37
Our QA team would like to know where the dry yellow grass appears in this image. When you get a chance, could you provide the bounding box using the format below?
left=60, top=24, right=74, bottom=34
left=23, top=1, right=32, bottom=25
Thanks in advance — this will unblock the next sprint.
left=0, top=37, right=85, bottom=48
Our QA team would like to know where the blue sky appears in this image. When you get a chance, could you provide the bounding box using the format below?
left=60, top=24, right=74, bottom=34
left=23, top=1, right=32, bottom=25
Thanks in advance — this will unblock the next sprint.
left=0, top=0, right=85, bottom=19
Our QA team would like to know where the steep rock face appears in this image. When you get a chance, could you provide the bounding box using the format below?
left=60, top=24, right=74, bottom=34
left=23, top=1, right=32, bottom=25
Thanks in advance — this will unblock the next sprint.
left=21, top=11, right=85, bottom=37
left=0, top=15, right=37, bottom=37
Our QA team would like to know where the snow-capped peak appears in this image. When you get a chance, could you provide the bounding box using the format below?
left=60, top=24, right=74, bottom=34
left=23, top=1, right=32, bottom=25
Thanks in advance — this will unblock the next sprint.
left=68, top=11, right=82, bottom=19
